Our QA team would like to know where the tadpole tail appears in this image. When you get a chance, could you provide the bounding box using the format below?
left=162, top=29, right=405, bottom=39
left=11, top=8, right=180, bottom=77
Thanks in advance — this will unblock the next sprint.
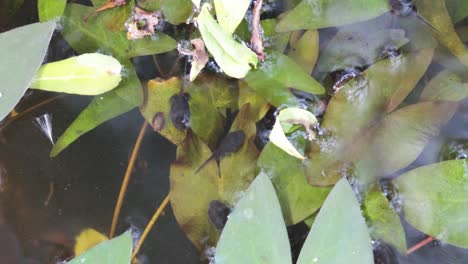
left=194, top=154, right=215, bottom=175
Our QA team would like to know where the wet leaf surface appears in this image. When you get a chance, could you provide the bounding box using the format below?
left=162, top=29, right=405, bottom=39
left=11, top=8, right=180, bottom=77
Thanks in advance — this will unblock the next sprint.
left=305, top=49, right=434, bottom=185
left=31, top=53, right=122, bottom=95
left=276, top=0, right=390, bottom=32
left=420, top=70, right=468, bottom=101
left=296, top=178, right=373, bottom=264
left=38, top=0, right=66, bottom=21
left=238, top=81, right=269, bottom=122
left=214, top=0, right=251, bottom=35
left=261, top=19, right=290, bottom=52
left=215, top=173, right=292, bottom=264
left=0, top=21, right=55, bottom=121
left=51, top=61, right=142, bottom=157
left=414, top=0, right=468, bottom=67
left=258, top=142, right=331, bottom=225
left=68, top=231, right=132, bottom=264
left=245, top=50, right=325, bottom=107
left=140, top=77, right=187, bottom=145
left=363, top=185, right=406, bottom=254
left=393, top=159, right=468, bottom=248
left=197, top=4, right=258, bottom=79
left=287, top=30, right=319, bottom=74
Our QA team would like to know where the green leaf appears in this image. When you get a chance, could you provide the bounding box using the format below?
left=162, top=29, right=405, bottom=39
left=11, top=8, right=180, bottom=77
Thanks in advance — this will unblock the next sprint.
left=214, top=0, right=251, bottom=34
left=287, top=30, right=319, bottom=74
left=258, top=143, right=331, bottom=225
left=38, top=0, right=66, bottom=21
left=68, top=231, right=132, bottom=264
left=62, top=3, right=176, bottom=59
left=363, top=185, right=407, bottom=254
left=305, top=49, right=434, bottom=185
left=261, top=19, right=290, bottom=52
left=161, top=0, right=194, bottom=25
left=414, top=0, right=468, bottom=67
left=420, top=70, right=468, bottom=101
left=269, top=107, right=317, bottom=160
left=0, top=21, right=55, bottom=121
left=393, top=159, right=468, bottom=248
left=313, top=27, right=409, bottom=82
left=276, top=0, right=390, bottom=32
left=355, top=101, right=457, bottom=182
left=238, top=80, right=269, bottom=122
left=296, top=178, right=373, bottom=264
left=446, top=0, right=468, bottom=24
left=139, top=77, right=187, bottom=145
left=245, top=50, right=325, bottom=107
left=215, top=173, right=292, bottom=264
left=197, top=4, right=258, bottom=79
left=50, top=61, right=142, bottom=157
left=31, top=53, right=122, bottom=95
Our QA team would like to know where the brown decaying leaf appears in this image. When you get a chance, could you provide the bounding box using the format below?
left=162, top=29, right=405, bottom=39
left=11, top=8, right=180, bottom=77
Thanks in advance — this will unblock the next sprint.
left=250, top=0, right=265, bottom=61
left=125, top=7, right=161, bottom=40
left=177, top=39, right=209, bottom=81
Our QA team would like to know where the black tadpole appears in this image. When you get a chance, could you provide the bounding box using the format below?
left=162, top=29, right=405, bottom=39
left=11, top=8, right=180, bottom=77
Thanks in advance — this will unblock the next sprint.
left=169, top=59, right=191, bottom=130
left=195, top=130, right=246, bottom=175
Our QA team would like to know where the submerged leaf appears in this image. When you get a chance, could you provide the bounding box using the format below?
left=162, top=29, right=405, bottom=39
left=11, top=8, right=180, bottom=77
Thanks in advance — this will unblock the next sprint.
left=31, top=53, right=122, bottom=95
left=363, top=185, right=406, bottom=254
left=69, top=232, right=132, bottom=264
left=297, top=178, right=373, bottom=264
left=393, top=159, right=468, bottom=248
left=276, top=0, right=390, bottom=32
left=0, top=21, right=55, bottom=121
left=214, top=0, right=251, bottom=34
left=215, top=173, right=292, bottom=264
left=197, top=4, right=258, bottom=78
left=38, top=0, right=66, bottom=21
left=420, top=70, right=468, bottom=101
left=445, top=0, right=468, bottom=23
left=258, top=143, right=331, bottom=225
left=51, top=61, right=142, bottom=157
left=287, top=30, right=319, bottom=74
left=414, top=0, right=468, bottom=67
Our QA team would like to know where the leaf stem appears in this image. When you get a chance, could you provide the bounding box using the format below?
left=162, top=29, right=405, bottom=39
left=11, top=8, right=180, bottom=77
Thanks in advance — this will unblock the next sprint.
left=131, top=194, right=170, bottom=261
left=406, top=236, right=435, bottom=255
left=110, top=121, right=148, bottom=238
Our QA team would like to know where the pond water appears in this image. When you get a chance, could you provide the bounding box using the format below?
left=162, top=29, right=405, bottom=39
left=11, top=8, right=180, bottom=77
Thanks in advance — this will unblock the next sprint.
left=1, top=0, right=468, bottom=263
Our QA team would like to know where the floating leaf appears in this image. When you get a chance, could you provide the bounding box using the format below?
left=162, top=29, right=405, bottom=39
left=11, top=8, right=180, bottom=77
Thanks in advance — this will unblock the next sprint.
left=62, top=2, right=176, bottom=59
left=420, top=70, right=468, bottom=101
left=363, top=185, right=407, bottom=254
left=355, top=101, right=457, bottom=182
left=287, top=30, right=319, bottom=74
left=0, top=21, right=55, bottom=121
left=238, top=81, right=269, bottom=122
left=68, top=231, right=132, bottom=264
left=445, top=0, right=468, bottom=24
left=313, top=27, right=409, bottom=82
left=258, top=142, right=331, bottom=225
left=245, top=50, right=325, bottom=106
left=296, top=178, right=373, bottom=264
left=138, top=0, right=193, bottom=25
left=38, top=0, right=66, bottom=21
left=74, top=228, right=109, bottom=256
left=393, top=159, right=468, bottom=248
left=197, top=4, right=258, bottom=79
left=269, top=107, right=317, bottom=160
left=50, top=61, right=142, bottom=157
left=305, top=49, right=434, bottom=185
left=276, top=0, right=390, bottom=32
left=414, top=0, right=468, bottom=67
left=31, top=53, right=122, bottom=95
left=261, top=19, right=290, bottom=52
left=215, top=173, right=292, bottom=264
left=140, top=77, right=187, bottom=145
left=214, top=0, right=251, bottom=34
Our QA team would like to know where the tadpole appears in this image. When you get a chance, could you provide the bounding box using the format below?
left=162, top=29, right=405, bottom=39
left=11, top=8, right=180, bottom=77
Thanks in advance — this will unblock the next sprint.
left=208, top=200, right=231, bottom=230
left=195, top=130, right=246, bottom=175
left=169, top=93, right=190, bottom=130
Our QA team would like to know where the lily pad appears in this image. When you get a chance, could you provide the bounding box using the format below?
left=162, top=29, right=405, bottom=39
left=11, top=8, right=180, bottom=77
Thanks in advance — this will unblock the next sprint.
left=296, top=178, right=373, bottom=264
left=363, top=185, right=407, bottom=254
left=31, top=53, right=122, bottom=95
left=0, top=21, right=55, bottom=121
left=215, top=173, right=292, bottom=264
left=393, top=159, right=468, bottom=248
left=38, top=0, right=66, bottom=21
left=276, top=0, right=390, bottom=32
left=420, top=70, right=468, bottom=101
left=258, top=142, right=331, bottom=225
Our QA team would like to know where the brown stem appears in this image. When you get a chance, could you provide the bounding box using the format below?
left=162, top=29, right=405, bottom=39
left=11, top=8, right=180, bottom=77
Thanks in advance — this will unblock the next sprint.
left=131, top=194, right=170, bottom=261
left=109, top=121, right=148, bottom=238
left=250, top=0, right=265, bottom=61
left=406, top=236, right=435, bottom=255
